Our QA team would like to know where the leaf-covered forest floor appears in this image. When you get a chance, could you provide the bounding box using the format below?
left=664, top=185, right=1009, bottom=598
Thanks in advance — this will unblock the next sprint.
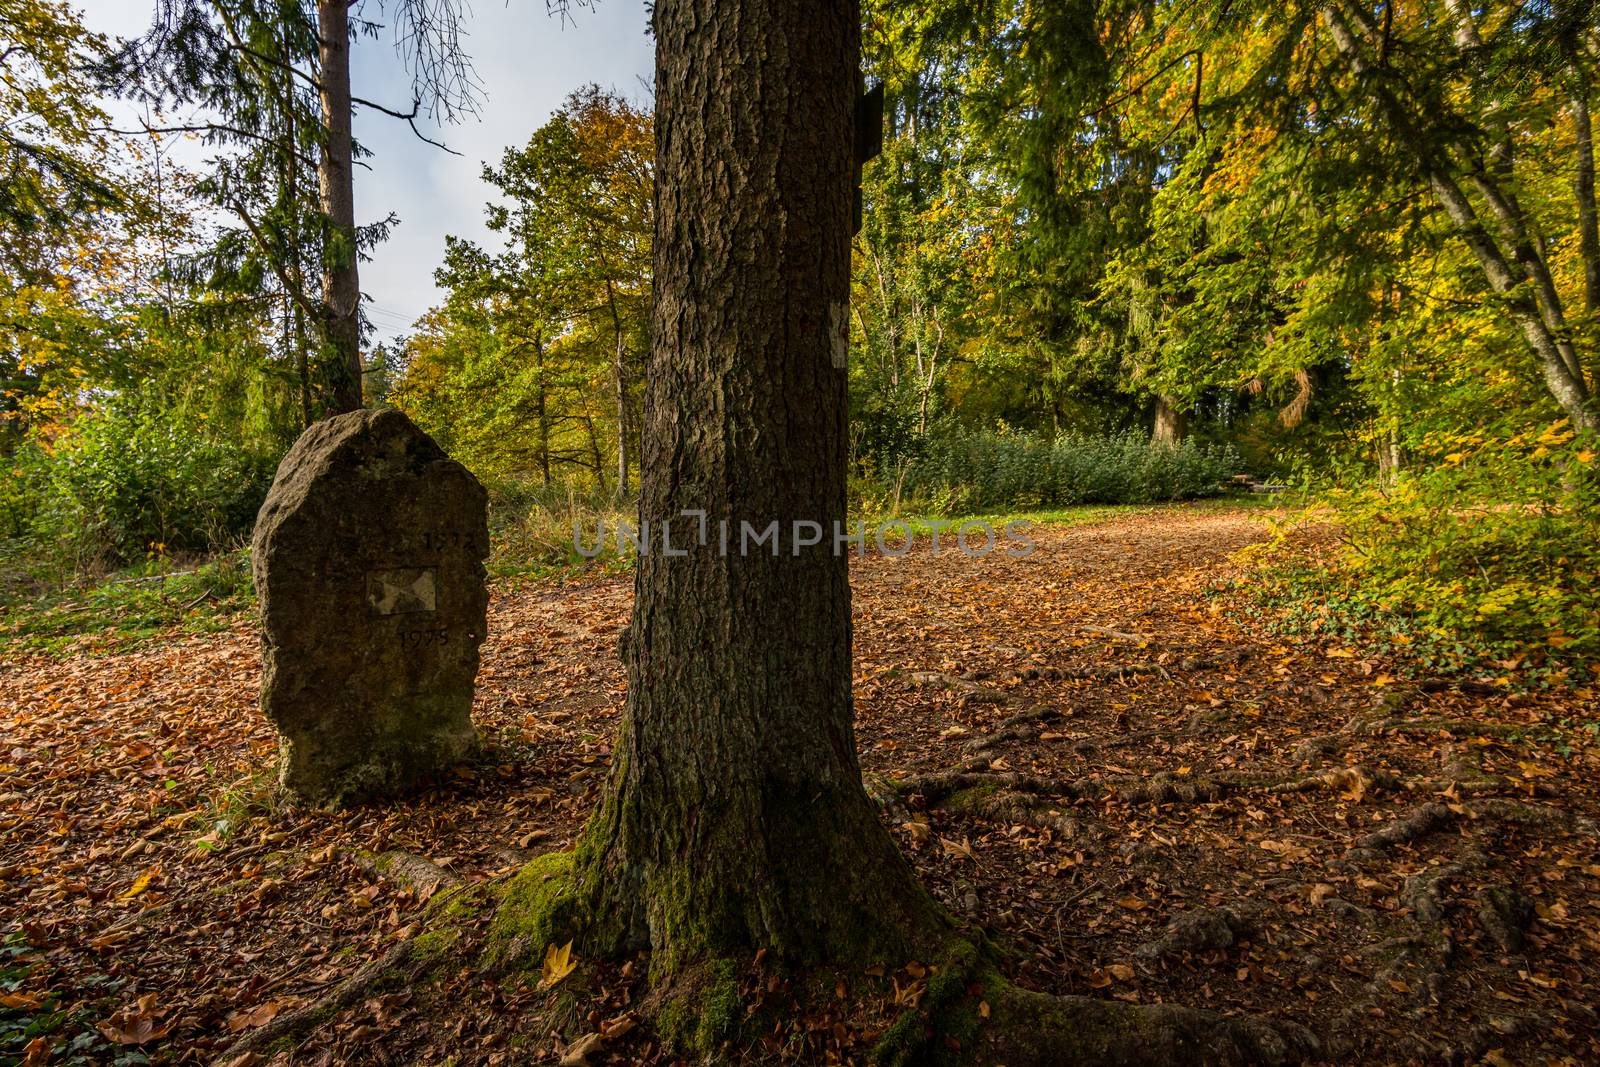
left=3, top=505, right=1598, bottom=1066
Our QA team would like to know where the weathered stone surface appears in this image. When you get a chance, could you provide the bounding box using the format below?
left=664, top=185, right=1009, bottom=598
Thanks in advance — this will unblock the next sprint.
left=252, top=408, right=488, bottom=806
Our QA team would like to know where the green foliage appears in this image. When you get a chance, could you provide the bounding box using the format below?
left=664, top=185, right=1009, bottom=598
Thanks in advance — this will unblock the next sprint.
left=897, top=428, right=1239, bottom=512
left=4, top=404, right=274, bottom=572
left=398, top=86, right=650, bottom=491
left=484, top=476, right=637, bottom=578
left=1, top=933, right=150, bottom=1067
left=1243, top=426, right=1600, bottom=675
left=0, top=549, right=254, bottom=653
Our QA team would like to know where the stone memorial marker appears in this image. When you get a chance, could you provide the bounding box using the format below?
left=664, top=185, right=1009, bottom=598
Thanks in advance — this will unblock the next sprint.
left=252, top=408, right=489, bottom=806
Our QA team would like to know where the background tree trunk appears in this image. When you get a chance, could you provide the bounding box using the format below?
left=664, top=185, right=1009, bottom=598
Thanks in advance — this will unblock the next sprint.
left=316, top=0, right=363, bottom=414
left=1152, top=395, right=1188, bottom=445
left=570, top=0, right=943, bottom=972
left=1574, top=86, right=1600, bottom=316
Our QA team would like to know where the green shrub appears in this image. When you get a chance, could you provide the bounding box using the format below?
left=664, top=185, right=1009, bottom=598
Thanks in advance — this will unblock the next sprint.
left=897, top=427, right=1239, bottom=511
left=483, top=476, right=638, bottom=576
left=4, top=404, right=278, bottom=573
left=1241, top=422, right=1600, bottom=676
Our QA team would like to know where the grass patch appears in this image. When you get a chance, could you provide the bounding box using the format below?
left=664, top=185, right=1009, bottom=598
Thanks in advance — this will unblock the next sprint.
left=0, top=549, right=254, bottom=656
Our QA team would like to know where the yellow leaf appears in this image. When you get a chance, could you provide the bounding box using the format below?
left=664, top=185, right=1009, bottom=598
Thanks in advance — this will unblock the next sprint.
left=541, top=941, right=578, bottom=989
left=119, top=869, right=157, bottom=899
left=1115, top=894, right=1148, bottom=911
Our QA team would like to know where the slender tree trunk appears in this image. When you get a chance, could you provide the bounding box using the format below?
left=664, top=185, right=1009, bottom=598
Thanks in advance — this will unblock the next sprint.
left=294, top=302, right=312, bottom=428
left=316, top=0, right=363, bottom=414
left=583, top=416, right=607, bottom=495
left=1320, top=4, right=1596, bottom=433
left=282, top=30, right=313, bottom=431
left=570, top=0, right=940, bottom=972
left=1152, top=395, right=1188, bottom=445
left=1574, top=86, right=1600, bottom=316
left=534, top=333, right=551, bottom=487
left=602, top=278, right=631, bottom=495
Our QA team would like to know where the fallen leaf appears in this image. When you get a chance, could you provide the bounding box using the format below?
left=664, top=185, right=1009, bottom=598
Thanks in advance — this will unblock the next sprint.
left=118, top=868, right=158, bottom=899
left=226, top=1000, right=287, bottom=1032
left=541, top=940, right=578, bottom=989
left=559, top=1031, right=604, bottom=1066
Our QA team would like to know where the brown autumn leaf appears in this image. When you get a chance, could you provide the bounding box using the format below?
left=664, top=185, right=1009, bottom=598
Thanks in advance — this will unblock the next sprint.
left=98, top=1008, right=171, bottom=1045
left=226, top=999, right=288, bottom=1032
left=939, top=836, right=977, bottom=861
left=558, top=1031, right=605, bottom=1067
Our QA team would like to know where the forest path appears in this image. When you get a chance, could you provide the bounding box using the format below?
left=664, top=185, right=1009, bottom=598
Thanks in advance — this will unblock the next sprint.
left=2, top=504, right=1597, bottom=1064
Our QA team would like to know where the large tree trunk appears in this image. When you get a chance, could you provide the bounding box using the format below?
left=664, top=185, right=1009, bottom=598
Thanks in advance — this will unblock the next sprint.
left=570, top=0, right=937, bottom=972
left=316, top=0, right=363, bottom=414
left=492, top=3, right=1313, bottom=1061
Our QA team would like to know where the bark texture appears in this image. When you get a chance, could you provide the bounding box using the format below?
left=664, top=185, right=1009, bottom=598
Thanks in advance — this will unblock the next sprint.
left=316, top=0, right=363, bottom=414
left=1152, top=395, right=1188, bottom=446
left=567, top=0, right=945, bottom=970
left=505, top=3, right=1312, bottom=1061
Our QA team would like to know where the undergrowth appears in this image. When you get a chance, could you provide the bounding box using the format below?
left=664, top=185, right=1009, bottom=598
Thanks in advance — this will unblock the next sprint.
left=1233, top=424, right=1600, bottom=685
left=0, top=548, right=254, bottom=655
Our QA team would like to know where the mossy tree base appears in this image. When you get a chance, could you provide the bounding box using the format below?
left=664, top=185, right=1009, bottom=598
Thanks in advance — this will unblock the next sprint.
left=479, top=854, right=1315, bottom=1065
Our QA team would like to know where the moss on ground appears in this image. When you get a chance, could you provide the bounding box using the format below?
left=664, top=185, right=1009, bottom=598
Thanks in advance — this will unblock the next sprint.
left=941, top=784, right=1001, bottom=812
left=409, top=926, right=462, bottom=959
left=654, top=956, right=742, bottom=1057
left=869, top=938, right=989, bottom=1067
left=487, top=850, right=579, bottom=968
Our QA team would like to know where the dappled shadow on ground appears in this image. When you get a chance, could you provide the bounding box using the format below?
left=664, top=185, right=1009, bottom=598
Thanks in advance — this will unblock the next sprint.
left=2, top=504, right=1596, bottom=1064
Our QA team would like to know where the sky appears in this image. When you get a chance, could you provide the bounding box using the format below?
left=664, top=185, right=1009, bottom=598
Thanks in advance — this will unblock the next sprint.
left=75, top=0, right=655, bottom=343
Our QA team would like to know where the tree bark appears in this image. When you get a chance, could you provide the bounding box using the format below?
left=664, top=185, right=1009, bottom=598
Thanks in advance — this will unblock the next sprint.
left=316, top=0, right=363, bottom=414
left=570, top=0, right=941, bottom=970
left=1574, top=85, right=1600, bottom=316
left=533, top=333, right=551, bottom=487
left=602, top=277, right=631, bottom=496
left=1152, top=395, right=1188, bottom=445
left=583, top=415, right=607, bottom=495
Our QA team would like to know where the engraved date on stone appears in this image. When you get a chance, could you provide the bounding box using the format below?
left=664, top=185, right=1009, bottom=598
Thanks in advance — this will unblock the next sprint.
left=419, top=531, right=471, bottom=551
left=401, top=627, right=450, bottom=650
left=368, top=568, right=438, bottom=616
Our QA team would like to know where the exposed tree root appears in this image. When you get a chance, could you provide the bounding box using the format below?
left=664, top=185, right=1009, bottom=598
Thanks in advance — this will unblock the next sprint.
left=353, top=849, right=461, bottom=896
left=1346, top=796, right=1591, bottom=861
left=983, top=986, right=1314, bottom=1067
left=1134, top=904, right=1259, bottom=960
left=1015, top=648, right=1252, bottom=683
left=1347, top=803, right=1458, bottom=858
left=959, top=705, right=1063, bottom=757
left=211, top=938, right=422, bottom=1065
left=1476, top=883, right=1535, bottom=953
left=895, top=765, right=1403, bottom=813
left=941, top=784, right=1107, bottom=841
left=874, top=937, right=1316, bottom=1067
